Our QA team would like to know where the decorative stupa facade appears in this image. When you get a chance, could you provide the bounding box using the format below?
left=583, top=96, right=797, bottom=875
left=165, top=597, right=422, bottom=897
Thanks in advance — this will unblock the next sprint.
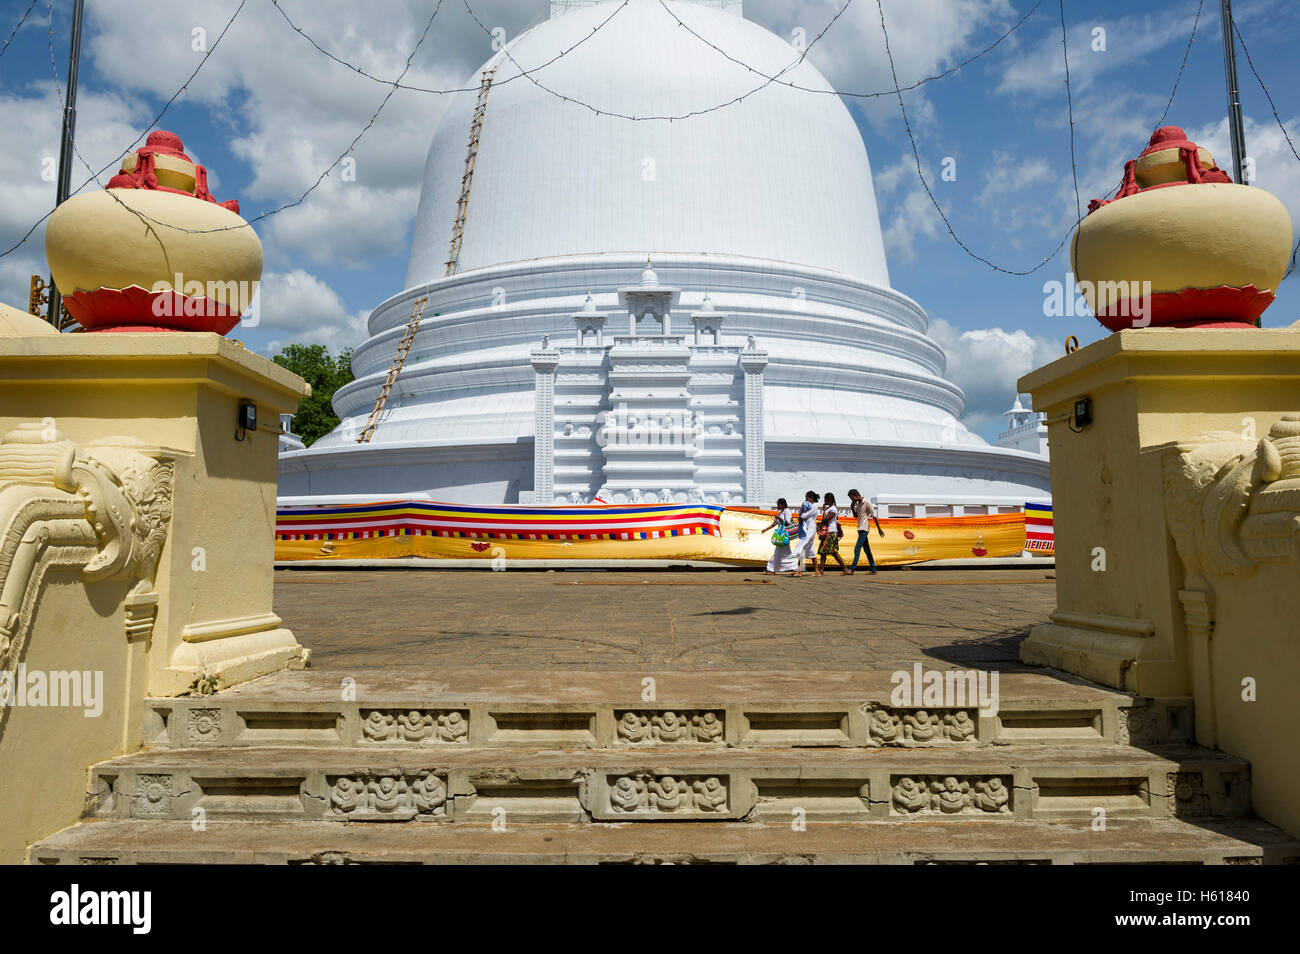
left=278, top=0, right=1051, bottom=511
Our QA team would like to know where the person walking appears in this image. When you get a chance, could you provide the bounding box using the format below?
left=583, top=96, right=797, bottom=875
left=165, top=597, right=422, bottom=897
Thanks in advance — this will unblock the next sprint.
left=761, top=498, right=798, bottom=575
left=794, top=491, right=820, bottom=578
left=815, top=492, right=849, bottom=576
left=847, top=488, right=885, bottom=575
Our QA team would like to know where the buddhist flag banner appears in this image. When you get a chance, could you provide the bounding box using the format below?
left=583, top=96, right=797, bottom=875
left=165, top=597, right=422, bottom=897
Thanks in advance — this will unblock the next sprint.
left=1024, top=502, right=1054, bottom=554
left=276, top=500, right=725, bottom=543
left=275, top=500, right=1030, bottom=565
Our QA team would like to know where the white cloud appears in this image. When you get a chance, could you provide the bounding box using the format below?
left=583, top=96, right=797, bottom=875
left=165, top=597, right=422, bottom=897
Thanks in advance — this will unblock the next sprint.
left=78, top=0, right=529, bottom=265
left=928, top=316, right=1062, bottom=435
left=998, top=6, right=1197, bottom=97
left=241, top=268, right=369, bottom=356
left=1193, top=114, right=1300, bottom=219
left=0, top=83, right=146, bottom=308
left=881, top=180, right=944, bottom=264
left=746, top=0, right=1016, bottom=129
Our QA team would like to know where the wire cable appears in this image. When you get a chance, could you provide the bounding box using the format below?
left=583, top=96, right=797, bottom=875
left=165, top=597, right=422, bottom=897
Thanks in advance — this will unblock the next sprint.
left=0, top=0, right=38, bottom=60
left=657, top=0, right=1044, bottom=102
left=459, top=0, right=851, bottom=121
left=14, top=0, right=441, bottom=246
left=1, top=0, right=249, bottom=257
left=1059, top=0, right=1082, bottom=228
left=280, top=0, right=1042, bottom=118
left=875, top=0, right=1074, bottom=276
left=1230, top=16, right=1300, bottom=279
left=1156, top=0, right=1204, bottom=128
left=270, top=0, right=631, bottom=97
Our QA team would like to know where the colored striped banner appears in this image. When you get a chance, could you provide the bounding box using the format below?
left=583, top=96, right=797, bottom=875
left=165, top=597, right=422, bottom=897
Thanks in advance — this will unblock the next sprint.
left=275, top=500, right=725, bottom=542
left=1024, top=501, right=1054, bottom=553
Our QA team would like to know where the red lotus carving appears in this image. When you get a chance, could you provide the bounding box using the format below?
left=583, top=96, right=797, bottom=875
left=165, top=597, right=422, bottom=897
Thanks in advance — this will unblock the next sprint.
left=62, top=285, right=241, bottom=334
left=1094, top=284, right=1273, bottom=332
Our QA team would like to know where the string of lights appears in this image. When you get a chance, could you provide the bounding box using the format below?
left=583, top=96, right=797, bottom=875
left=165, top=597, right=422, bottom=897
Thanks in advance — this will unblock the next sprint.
left=269, top=0, right=631, bottom=98
left=10, top=0, right=441, bottom=249
left=0, top=0, right=249, bottom=258
left=1091, top=0, right=1207, bottom=211
left=458, top=0, right=851, bottom=121
left=274, top=0, right=1045, bottom=118
left=1229, top=17, right=1300, bottom=279
left=1059, top=0, right=1082, bottom=227
left=0, top=0, right=38, bottom=60
left=7, top=0, right=1281, bottom=280
left=1156, top=0, right=1204, bottom=129
left=875, top=0, right=1075, bottom=276
left=1231, top=16, right=1300, bottom=163
left=656, top=0, right=1044, bottom=102
left=44, top=0, right=60, bottom=98
left=875, top=0, right=1212, bottom=277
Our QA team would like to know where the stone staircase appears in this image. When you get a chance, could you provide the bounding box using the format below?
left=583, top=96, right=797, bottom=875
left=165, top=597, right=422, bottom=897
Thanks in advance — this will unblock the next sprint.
left=27, top=670, right=1300, bottom=864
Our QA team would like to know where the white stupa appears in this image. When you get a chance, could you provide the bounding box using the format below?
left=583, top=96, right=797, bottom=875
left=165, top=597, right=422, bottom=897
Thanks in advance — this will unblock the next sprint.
left=278, top=0, right=1050, bottom=514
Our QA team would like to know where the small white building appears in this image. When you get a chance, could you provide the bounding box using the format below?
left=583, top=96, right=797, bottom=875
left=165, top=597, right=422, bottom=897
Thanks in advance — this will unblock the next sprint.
left=279, top=413, right=305, bottom=455
left=994, top=395, right=1049, bottom=458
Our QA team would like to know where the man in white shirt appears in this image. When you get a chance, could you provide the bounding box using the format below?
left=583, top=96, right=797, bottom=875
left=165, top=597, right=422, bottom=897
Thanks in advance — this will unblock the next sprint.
left=847, top=488, right=884, bottom=574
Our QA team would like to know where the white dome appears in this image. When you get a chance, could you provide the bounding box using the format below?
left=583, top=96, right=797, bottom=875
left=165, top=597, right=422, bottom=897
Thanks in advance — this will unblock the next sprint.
left=405, top=0, right=890, bottom=286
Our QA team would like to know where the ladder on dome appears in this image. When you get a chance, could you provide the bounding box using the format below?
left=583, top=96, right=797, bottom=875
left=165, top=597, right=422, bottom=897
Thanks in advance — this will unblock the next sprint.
left=445, top=67, right=497, bottom=276
left=356, top=295, right=429, bottom=444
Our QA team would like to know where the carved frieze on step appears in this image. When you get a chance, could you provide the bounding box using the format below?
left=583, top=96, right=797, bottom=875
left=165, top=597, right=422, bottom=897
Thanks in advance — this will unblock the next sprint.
left=865, top=707, right=978, bottom=745
left=134, top=774, right=175, bottom=817
left=607, top=773, right=728, bottom=814
left=614, top=709, right=724, bottom=744
left=327, top=772, right=449, bottom=820
left=1168, top=772, right=1212, bottom=817
left=359, top=709, right=469, bottom=743
left=1115, top=703, right=1161, bottom=745
left=186, top=708, right=222, bottom=744
left=890, top=775, right=1013, bottom=816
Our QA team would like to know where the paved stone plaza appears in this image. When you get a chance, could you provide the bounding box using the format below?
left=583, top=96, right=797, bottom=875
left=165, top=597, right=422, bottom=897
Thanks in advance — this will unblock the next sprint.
left=273, top=567, right=1056, bottom=672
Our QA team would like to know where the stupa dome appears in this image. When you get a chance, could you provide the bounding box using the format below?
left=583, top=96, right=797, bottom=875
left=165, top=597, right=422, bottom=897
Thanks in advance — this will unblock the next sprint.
left=405, top=0, right=890, bottom=287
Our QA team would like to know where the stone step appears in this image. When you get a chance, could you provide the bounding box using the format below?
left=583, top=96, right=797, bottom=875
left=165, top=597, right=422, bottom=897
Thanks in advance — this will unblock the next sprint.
left=29, top=817, right=1298, bottom=865
left=82, top=743, right=1252, bottom=824
left=145, top=668, right=1191, bottom=749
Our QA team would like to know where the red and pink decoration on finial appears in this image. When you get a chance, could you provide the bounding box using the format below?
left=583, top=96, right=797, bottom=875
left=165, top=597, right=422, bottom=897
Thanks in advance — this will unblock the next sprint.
left=45, top=130, right=262, bottom=335
left=1072, top=125, right=1292, bottom=332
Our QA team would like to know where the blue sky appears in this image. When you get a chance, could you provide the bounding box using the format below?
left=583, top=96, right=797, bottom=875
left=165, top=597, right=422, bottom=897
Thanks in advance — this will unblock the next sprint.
left=1, top=0, right=1297, bottom=439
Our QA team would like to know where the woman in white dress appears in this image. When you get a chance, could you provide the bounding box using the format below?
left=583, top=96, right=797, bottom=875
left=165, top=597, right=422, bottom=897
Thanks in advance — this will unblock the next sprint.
left=761, top=498, right=798, bottom=575
left=795, top=491, right=820, bottom=577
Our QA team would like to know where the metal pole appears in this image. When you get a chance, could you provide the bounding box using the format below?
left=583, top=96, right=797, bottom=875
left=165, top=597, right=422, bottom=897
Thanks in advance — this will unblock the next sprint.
left=1219, top=0, right=1248, bottom=184
left=47, top=0, right=85, bottom=329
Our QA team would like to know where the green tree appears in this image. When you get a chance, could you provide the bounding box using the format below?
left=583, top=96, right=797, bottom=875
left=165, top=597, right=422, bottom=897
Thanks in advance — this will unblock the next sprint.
left=272, top=344, right=355, bottom=446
